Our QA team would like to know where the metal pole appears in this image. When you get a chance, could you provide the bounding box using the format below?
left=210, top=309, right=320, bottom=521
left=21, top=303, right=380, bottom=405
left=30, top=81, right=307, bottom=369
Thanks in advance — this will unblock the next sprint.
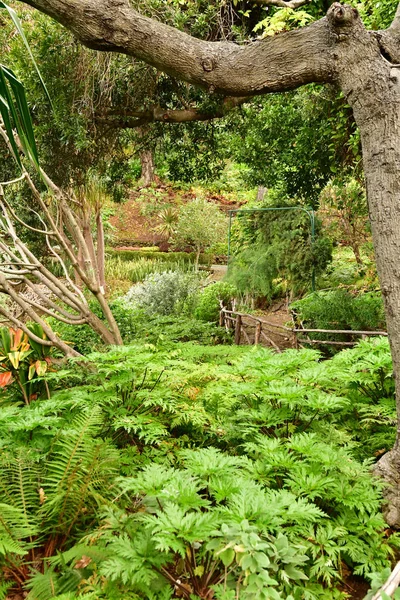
left=309, top=208, right=316, bottom=292
left=227, top=210, right=233, bottom=273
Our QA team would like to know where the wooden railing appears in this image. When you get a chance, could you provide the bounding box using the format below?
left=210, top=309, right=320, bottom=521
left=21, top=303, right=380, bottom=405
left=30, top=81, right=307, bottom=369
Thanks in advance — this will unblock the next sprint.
left=371, top=561, right=400, bottom=599
left=220, top=308, right=388, bottom=351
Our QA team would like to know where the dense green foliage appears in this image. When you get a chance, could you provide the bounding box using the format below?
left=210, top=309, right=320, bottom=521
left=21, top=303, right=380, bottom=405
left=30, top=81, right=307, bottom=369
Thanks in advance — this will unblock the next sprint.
left=0, top=333, right=398, bottom=598
left=195, top=282, right=237, bottom=322
left=291, top=290, right=386, bottom=347
left=1, top=1, right=399, bottom=597
left=228, top=200, right=332, bottom=300
left=227, top=88, right=360, bottom=205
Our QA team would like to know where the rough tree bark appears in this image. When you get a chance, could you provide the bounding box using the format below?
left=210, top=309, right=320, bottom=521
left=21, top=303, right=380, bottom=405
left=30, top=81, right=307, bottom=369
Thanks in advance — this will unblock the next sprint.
left=16, top=0, right=400, bottom=524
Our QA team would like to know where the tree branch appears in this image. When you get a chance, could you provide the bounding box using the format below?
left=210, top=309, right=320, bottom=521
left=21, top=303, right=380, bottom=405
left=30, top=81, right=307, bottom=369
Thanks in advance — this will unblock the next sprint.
left=96, top=97, right=249, bottom=128
left=252, top=0, right=311, bottom=8
left=19, top=0, right=335, bottom=94
left=390, top=2, right=400, bottom=35
left=374, top=1, right=400, bottom=64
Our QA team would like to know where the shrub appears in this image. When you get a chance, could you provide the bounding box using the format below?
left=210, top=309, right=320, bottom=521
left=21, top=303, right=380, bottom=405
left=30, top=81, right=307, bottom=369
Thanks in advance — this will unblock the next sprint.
left=228, top=200, right=332, bottom=299
left=125, top=270, right=201, bottom=316
left=195, top=281, right=237, bottom=322
left=291, top=290, right=386, bottom=333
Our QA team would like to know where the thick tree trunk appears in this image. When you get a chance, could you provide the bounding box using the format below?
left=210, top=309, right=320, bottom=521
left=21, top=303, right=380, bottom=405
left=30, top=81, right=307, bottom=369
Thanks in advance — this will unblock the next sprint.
left=140, top=149, right=155, bottom=187
left=358, top=104, right=400, bottom=526
left=334, top=19, right=400, bottom=525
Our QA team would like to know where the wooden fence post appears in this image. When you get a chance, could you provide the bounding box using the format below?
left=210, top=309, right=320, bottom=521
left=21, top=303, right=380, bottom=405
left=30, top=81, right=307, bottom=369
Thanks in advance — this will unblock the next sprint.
left=235, top=315, right=242, bottom=345
left=372, top=561, right=400, bottom=599
left=219, top=310, right=224, bottom=328
left=255, top=321, right=261, bottom=345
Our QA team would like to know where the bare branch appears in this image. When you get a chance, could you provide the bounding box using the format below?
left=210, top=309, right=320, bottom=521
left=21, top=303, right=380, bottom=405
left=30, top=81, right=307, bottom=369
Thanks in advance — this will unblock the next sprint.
left=21, top=295, right=87, bottom=325
left=45, top=235, right=88, bottom=305
left=0, top=301, right=55, bottom=346
left=0, top=112, right=123, bottom=348
left=0, top=174, right=26, bottom=186
left=23, top=279, right=85, bottom=321
left=0, top=274, right=80, bottom=356
left=0, top=192, right=56, bottom=236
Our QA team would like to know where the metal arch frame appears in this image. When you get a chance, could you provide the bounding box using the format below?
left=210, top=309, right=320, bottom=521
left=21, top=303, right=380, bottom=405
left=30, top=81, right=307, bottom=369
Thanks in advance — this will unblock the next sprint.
left=227, top=206, right=316, bottom=292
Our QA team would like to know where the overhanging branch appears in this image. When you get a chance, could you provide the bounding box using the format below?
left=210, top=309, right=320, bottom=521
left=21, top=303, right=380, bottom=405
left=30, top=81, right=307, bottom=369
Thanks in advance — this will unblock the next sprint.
left=19, top=0, right=335, bottom=94
left=252, top=0, right=311, bottom=7
left=96, top=97, right=249, bottom=128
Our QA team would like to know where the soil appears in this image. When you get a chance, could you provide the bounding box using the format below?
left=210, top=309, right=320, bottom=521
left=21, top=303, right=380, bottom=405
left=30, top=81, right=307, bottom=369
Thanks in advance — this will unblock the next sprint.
left=339, top=574, right=370, bottom=599
left=108, top=183, right=245, bottom=247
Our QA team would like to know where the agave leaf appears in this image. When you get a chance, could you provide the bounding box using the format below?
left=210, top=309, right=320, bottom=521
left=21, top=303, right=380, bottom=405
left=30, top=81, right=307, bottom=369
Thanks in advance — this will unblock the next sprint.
left=2, top=65, right=39, bottom=166
left=0, top=65, right=39, bottom=168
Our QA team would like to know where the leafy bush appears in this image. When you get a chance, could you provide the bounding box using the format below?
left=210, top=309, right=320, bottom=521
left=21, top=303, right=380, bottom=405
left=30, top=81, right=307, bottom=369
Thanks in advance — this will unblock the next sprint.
left=125, top=270, right=201, bottom=316
left=291, top=290, right=386, bottom=345
left=48, top=301, right=230, bottom=353
left=228, top=200, right=332, bottom=300
left=47, top=318, right=103, bottom=356
left=195, top=281, right=237, bottom=322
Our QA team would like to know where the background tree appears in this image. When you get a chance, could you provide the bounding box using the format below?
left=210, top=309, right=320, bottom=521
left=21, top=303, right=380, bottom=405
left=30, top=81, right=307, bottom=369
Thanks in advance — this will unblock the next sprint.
left=171, top=198, right=227, bottom=269
left=228, top=198, right=332, bottom=301
left=319, top=177, right=369, bottom=266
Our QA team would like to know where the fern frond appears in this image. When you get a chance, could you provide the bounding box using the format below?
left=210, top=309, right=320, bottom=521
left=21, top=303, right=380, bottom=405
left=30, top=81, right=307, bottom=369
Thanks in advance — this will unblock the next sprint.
left=40, top=409, right=119, bottom=534
left=0, top=581, right=12, bottom=600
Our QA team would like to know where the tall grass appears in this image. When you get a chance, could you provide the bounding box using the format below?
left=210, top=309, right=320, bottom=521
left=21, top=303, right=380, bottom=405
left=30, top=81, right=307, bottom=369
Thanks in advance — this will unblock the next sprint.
left=105, top=256, right=195, bottom=284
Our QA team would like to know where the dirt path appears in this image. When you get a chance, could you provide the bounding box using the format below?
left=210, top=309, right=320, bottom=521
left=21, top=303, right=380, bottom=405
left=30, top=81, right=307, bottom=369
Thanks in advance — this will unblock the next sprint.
left=234, top=302, right=295, bottom=352
left=209, top=264, right=228, bottom=281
